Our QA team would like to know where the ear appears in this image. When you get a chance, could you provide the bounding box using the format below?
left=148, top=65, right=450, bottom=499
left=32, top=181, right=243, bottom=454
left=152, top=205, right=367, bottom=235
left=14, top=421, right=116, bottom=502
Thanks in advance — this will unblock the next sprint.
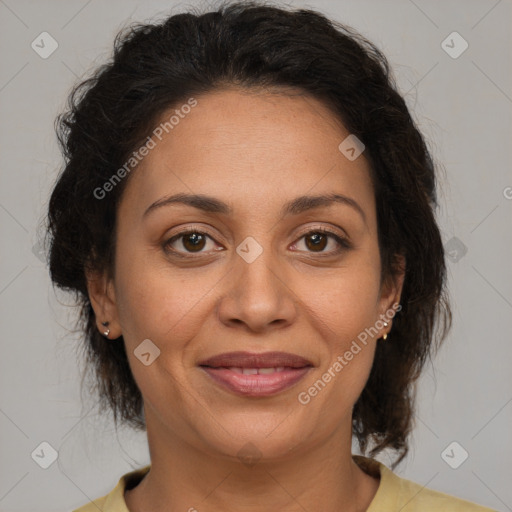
left=376, top=253, right=406, bottom=337
left=85, top=268, right=122, bottom=339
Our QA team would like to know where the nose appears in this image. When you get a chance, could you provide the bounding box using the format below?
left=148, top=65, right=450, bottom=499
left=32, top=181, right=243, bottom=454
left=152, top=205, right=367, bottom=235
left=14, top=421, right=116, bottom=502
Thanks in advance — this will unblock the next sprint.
left=216, top=246, right=298, bottom=334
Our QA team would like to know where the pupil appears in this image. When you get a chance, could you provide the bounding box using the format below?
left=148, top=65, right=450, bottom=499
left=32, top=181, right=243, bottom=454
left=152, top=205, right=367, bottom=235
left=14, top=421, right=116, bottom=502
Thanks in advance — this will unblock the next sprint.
left=306, top=233, right=327, bottom=251
left=184, top=233, right=205, bottom=251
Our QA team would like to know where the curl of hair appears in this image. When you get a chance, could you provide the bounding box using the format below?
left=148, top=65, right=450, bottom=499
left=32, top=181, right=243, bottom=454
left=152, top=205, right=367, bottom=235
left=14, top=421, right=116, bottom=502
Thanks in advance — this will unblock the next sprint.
left=47, top=0, right=451, bottom=469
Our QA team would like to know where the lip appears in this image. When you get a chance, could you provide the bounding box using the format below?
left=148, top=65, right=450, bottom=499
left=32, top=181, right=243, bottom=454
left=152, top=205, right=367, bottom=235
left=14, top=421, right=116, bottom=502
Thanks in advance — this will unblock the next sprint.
left=198, top=351, right=313, bottom=369
left=198, top=351, right=313, bottom=397
left=200, top=366, right=312, bottom=397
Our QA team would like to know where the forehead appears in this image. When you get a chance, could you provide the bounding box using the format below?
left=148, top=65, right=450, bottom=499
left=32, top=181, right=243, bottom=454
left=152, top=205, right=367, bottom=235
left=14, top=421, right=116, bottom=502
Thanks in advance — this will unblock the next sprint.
left=119, top=87, right=375, bottom=224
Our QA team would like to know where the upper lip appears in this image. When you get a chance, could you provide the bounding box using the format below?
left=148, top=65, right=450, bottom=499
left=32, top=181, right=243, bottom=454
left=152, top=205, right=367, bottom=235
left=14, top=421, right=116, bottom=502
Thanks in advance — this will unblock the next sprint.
left=198, top=351, right=313, bottom=369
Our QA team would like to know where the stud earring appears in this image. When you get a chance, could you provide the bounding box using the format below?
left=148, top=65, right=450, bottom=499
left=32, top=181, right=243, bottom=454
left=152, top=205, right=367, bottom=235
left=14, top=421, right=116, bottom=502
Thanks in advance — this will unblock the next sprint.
left=101, top=321, right=110, bottom=338
left=382, top=321, right=389, bottom=341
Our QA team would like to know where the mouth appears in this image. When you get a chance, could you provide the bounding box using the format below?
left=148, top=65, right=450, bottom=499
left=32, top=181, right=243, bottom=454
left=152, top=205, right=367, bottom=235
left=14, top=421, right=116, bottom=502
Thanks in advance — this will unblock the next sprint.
left=198, top=351, right=313, bottom=397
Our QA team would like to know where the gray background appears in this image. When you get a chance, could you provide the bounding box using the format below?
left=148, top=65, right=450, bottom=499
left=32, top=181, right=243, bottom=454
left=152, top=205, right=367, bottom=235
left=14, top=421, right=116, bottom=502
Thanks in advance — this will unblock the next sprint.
left=0, top=0, right=511, bottom=511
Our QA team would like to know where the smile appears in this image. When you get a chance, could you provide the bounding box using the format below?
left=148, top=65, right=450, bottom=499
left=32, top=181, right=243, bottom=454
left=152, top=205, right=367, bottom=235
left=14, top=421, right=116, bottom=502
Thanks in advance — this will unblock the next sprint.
left=200, top=366, right=312, bottom=396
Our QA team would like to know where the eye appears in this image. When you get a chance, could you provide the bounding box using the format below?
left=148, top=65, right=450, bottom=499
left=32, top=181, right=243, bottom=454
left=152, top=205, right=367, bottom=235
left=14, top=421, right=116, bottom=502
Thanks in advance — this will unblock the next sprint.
left=291, top=227, right=350, bottom=255
left=164, top=225, right=350, bottom=258
left=164, top=228, right=219, bottom=256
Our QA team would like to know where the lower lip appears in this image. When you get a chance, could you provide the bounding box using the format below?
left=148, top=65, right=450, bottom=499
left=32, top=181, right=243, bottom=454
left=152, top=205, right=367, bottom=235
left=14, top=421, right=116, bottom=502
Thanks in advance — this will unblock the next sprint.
left=200, top=367, right=311, bottom=397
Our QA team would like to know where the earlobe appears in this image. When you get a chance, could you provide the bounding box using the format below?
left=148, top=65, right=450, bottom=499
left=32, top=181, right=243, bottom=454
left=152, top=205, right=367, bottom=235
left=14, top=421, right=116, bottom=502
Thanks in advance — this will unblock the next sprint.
left=378, top=254, right=406, bottom=339
left=85, top=269, right=121, bottom=339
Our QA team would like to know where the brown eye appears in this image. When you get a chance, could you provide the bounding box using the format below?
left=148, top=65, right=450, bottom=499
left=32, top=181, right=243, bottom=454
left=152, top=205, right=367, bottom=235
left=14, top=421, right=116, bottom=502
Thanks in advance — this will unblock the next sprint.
left=181, top=232, right=206, bottom=252
left=164, top=230, right=217, bottom=255
left=304, top=232, right=328, bottom=252
left=293, top=228, right=350, bottom=255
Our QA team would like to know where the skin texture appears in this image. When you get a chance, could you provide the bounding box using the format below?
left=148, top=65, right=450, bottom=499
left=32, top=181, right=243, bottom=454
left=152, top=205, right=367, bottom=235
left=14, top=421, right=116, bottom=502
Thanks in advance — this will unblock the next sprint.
left=87, top=86, right=405, bottom=512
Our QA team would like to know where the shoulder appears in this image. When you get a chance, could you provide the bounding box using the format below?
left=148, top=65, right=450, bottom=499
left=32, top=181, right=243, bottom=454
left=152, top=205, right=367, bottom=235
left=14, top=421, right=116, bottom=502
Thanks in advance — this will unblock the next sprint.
left=353, top=455, right=498, bottom=512
left=389, top=471, right=497, bottom=511
left=73, top=493, right=108, bottom=512
left=73, top=495, right=108, bottom=512
left=71, top=465, right=151, bottom=512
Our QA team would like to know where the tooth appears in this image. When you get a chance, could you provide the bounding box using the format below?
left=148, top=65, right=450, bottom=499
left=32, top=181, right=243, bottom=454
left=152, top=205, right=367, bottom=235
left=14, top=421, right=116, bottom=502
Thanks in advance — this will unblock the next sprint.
left=258, top=367, right=276, bottom=374
left=226, top=367, right=288, bottom=375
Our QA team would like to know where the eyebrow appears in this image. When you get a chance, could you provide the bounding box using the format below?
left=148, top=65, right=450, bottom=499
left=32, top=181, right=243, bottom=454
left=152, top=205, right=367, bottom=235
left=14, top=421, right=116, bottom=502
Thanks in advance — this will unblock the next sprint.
left=143, top=192, right=367, bottom=224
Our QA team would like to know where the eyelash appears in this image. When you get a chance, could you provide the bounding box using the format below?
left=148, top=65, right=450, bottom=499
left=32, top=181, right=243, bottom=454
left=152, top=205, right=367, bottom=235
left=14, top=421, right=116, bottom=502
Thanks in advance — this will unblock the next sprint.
left=163, top=226, right=351, bottom=258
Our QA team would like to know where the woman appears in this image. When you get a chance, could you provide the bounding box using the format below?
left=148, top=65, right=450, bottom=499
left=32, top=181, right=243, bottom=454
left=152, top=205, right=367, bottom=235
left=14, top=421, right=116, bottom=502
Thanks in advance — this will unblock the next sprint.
left=46, top=1, right=497, bottom=510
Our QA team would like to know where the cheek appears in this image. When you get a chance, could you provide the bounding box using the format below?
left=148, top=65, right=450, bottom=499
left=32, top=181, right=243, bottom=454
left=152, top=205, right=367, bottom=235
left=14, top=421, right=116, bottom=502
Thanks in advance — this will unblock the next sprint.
left=298, top=280, right=379, bottom=425
left=301, top=261, right=382, bottom=344
left=113, top=247, right=219, bottom=350
left=295, top=253, right=381, bottom=396
left=112, top=251, right=216, bottom=408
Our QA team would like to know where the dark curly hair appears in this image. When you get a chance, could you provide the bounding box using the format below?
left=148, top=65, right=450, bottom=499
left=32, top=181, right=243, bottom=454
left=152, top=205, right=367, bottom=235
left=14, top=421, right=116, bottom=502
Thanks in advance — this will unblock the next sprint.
left=46, top=0, right=451, bottom=469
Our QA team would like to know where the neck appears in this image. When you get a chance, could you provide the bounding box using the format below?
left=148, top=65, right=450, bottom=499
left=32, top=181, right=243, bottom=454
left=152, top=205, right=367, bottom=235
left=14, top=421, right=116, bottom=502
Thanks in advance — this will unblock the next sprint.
left=125, top=411, right=380, bottom=512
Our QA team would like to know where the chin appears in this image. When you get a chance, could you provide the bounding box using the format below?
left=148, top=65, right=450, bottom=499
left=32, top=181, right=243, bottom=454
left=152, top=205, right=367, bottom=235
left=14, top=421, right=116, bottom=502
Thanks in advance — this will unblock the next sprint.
left=199, top=417, right=313, bottom=463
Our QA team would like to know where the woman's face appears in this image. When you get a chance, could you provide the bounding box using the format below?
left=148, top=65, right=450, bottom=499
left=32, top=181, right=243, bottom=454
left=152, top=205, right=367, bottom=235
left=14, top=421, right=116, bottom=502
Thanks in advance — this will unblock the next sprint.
left=89, top=87, right=404, bottom=461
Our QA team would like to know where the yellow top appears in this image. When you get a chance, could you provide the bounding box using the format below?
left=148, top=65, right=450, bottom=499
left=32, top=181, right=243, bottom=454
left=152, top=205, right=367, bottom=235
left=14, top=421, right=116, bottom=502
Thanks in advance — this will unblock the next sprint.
left=72, top=455, right=497, bottom=512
